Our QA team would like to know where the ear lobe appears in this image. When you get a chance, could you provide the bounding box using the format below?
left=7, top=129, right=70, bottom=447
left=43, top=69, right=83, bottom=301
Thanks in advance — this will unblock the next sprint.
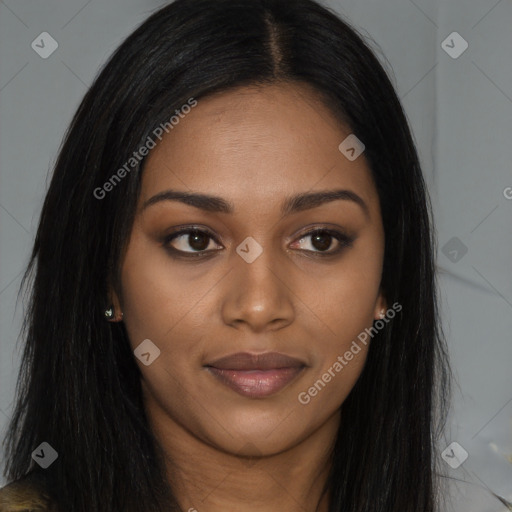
left=374, top=288, right=387, bottom=321
left=105, top=286, right=123, bottom=322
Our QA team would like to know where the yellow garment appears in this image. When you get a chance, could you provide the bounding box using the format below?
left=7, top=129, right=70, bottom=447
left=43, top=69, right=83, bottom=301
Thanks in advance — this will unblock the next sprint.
left=0, top=475, right=53, bottom=512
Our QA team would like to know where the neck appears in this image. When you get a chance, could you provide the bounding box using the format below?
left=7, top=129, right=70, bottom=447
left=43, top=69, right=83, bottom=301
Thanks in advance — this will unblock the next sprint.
left=147, top=406, right=339, bottom=512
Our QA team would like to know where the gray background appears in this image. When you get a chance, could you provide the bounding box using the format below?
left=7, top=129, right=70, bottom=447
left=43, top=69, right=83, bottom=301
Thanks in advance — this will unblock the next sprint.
left=0, top=0, right=511, bottom=510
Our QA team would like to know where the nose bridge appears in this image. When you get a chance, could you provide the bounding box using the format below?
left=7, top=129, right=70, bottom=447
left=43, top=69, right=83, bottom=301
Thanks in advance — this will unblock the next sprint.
left=221, top=236, right=294, bottom=330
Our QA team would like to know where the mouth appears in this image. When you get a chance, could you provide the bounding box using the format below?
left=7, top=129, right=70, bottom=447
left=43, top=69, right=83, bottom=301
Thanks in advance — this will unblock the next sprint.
left=204, top=352, right=306, bottom=399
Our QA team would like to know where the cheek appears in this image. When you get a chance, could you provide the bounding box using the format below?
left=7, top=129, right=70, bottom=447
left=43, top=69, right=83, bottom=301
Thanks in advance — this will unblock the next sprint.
left=119, top=261, right=176, bottom=351
left=294, top=283, right=373, bottom=414
left=296, top=242, right=383, bottom=342
left=292, top=243, right=382, bottom=402
left=118, top=229, right=210, bottom=349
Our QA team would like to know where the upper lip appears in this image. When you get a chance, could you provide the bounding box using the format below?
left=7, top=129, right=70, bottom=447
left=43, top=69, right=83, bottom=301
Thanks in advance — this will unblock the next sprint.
left=205, top=352, right=306, bottom=371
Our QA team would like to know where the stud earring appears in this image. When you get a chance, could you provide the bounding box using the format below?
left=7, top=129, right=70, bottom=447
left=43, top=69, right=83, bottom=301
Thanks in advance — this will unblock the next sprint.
left=379, top=310, right=385, bottom=319
left=104, top=305, right=115, bottom=320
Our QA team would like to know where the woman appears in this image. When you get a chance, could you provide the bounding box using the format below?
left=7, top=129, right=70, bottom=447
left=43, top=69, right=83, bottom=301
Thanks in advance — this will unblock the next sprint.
left=0, top=0, right=450, bottom=510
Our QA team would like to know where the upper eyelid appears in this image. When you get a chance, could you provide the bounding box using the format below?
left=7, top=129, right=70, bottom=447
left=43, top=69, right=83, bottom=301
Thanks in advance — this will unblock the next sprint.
left=163, top=228, right=223, bottom=255
left=165, top=226, right=222, bottom=244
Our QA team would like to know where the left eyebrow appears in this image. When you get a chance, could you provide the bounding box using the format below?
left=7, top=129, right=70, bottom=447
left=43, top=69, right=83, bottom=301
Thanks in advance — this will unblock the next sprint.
left=281, top=189, right=369, bottom=219
left=141, top=188, right=369, bottom=219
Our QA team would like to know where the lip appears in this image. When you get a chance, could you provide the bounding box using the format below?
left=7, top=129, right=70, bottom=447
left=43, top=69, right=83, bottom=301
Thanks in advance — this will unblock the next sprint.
left=205, top=352, right=306, bottom=398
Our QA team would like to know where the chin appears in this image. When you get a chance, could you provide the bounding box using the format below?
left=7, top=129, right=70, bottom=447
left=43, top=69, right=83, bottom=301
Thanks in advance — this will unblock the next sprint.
left=200, top=404, right=314, bottom=456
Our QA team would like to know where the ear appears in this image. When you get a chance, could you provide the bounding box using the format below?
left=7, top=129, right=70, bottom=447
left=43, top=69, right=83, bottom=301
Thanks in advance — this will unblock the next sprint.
left=105, top=284, right=123, bottom=323
left=373, top=286, right=387, bottom=321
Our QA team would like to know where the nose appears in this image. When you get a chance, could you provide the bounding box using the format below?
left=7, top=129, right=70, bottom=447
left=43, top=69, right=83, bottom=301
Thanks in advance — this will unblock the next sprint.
left=220, top=244, right=295, bottom=333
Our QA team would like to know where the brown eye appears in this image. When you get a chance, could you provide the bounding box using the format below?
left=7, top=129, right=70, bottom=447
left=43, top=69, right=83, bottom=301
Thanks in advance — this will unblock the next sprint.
left=310, top=231, right=333, bottom=251
left=187, top=231, right=211, bottom=251
left=163, top=228, right=221, bottom=255
left=292, top=228, right=354, bottom=255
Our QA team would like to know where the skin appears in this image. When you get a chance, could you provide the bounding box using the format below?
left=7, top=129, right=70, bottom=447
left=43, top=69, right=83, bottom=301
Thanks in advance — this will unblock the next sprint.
left=109, top=82, right=387, bottom=512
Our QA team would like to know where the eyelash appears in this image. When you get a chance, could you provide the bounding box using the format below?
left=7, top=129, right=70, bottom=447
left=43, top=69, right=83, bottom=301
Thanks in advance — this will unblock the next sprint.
left=162, top=226, right=354, bottom=259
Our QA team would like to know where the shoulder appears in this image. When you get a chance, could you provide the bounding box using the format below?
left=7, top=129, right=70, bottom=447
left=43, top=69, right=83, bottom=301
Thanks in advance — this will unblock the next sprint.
left=0, top=473, right=54, bottom=512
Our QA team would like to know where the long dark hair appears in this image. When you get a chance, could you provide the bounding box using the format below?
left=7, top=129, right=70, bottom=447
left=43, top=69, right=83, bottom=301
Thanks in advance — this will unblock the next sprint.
left=3, top=0, right=450, bottom=510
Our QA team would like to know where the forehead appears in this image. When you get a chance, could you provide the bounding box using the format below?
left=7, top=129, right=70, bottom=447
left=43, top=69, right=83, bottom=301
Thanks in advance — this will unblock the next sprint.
left=140, top=83, right=379, bottom=216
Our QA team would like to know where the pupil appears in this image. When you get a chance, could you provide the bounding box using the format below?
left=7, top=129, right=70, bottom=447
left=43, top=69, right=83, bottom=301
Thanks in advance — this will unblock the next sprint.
left=312, top=231, right=332, bottom=251
left=189, top=231, right=209, bottom=251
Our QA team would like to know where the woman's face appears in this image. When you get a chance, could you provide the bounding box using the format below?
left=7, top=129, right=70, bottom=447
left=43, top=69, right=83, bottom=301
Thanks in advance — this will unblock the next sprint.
left=113, top=83, right=386, bottom=457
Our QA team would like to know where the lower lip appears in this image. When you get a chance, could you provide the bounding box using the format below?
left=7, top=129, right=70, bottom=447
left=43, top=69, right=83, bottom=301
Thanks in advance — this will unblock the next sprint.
left=206, top=367, right=304, bottom=398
